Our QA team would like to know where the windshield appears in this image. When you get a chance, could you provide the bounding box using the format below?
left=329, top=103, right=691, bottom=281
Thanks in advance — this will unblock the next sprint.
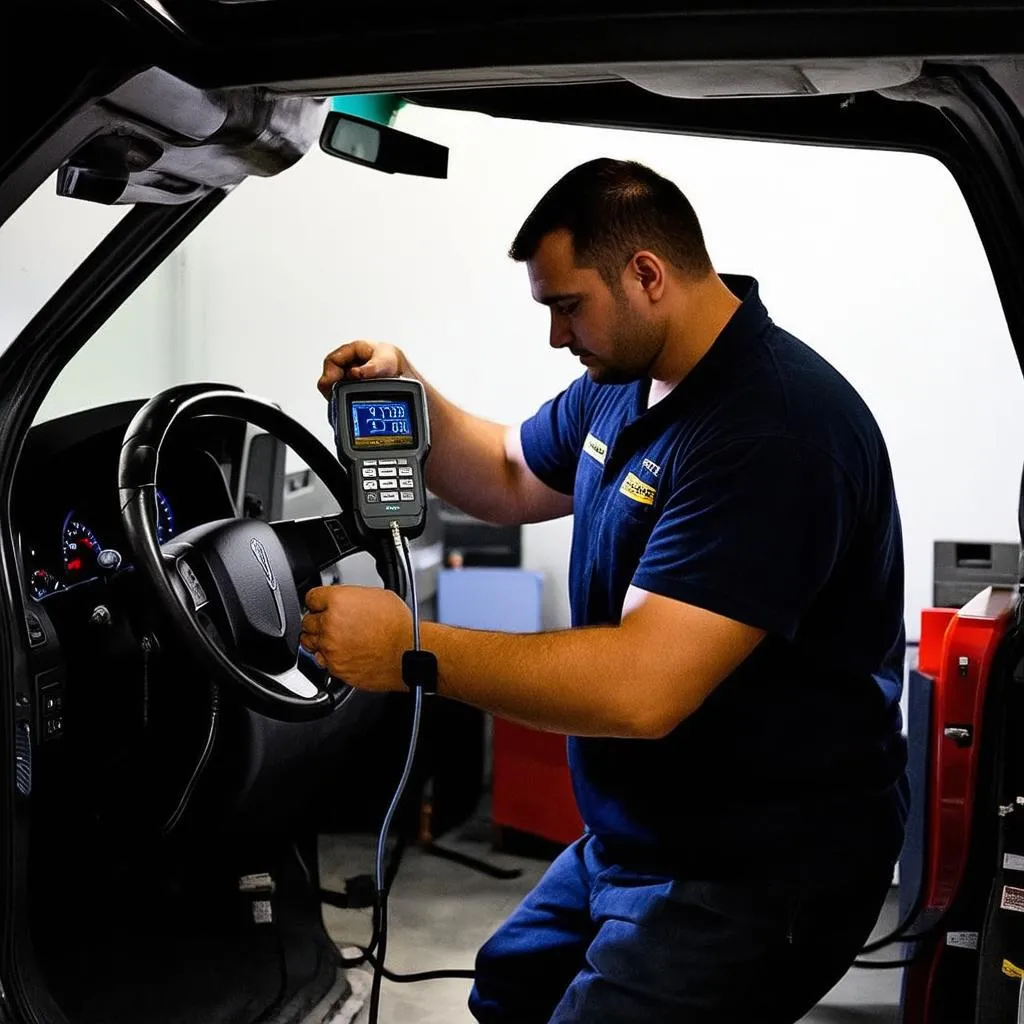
left=20, top=104, right=1024, bottom=634
left=0, top=174, right=128, bottom=348
left=0, top=173, right=184, bottom=424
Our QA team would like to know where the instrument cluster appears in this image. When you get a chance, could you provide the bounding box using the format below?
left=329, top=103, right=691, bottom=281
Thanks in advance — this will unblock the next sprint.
left=26, top=489, right=177, bottom=600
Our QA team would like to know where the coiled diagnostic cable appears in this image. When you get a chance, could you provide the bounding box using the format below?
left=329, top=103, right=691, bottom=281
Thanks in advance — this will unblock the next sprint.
left=363, top=523, right=482, bottom=1023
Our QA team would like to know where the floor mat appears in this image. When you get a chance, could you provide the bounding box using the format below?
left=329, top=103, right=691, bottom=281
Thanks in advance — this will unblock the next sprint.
left=39, top=918, right=290, bottom=1024
left=34, top=877, right=342, bottom=1024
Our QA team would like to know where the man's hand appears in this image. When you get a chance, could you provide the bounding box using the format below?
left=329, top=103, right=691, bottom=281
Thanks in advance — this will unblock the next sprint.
left=316, top=339, right=571, bottom=529
left=318, top=341, right=408, bottom=399
left=300, top=585, right=412, bottom=692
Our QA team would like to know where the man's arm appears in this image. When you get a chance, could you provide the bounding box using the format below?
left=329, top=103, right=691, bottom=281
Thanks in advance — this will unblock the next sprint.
left=302, top=584, right=764, bottom=739
left=424, top=587, right=764, bottom=737
left=319, top=341, right=571, bottom=526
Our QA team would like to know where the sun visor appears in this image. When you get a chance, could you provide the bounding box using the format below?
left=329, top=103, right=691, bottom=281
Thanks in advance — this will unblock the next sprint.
left=614, top=59, right=923, bottom=99
left=56, top=69, right=327, bottom=206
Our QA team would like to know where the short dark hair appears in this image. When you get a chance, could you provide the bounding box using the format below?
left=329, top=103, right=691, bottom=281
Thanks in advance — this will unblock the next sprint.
left=509, top=158, right=712, bottom=285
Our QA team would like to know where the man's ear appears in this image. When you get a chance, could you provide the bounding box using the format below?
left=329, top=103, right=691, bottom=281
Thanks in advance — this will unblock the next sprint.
left=627, top=251, right=667, bottom=303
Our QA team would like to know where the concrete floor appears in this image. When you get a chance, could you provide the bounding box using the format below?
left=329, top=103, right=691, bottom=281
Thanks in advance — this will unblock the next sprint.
left=319, top=832, right=902, bottom=1024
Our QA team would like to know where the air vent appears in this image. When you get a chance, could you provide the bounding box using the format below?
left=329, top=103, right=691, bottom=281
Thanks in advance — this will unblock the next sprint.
left=15, top=722, right=32, bottom=797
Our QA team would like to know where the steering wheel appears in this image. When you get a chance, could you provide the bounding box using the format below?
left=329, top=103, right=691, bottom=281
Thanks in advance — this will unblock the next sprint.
left=118, top=384, right=395, bottom=722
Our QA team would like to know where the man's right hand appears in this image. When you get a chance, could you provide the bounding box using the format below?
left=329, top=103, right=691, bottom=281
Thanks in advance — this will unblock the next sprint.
left=317, top=338, right=572, bottom=527
left=318, top=341, right=408, bottom=399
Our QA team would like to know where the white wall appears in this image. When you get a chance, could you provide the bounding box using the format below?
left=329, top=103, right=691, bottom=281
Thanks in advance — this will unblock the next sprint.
left=0, top=173, right=184, bottom=424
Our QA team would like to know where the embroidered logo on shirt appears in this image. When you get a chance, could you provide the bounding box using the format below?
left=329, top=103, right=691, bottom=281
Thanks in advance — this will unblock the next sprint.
left=641, top=457, right=662, bottom=479
left=583, top=433, right=607, bottom=465
left=619, top=472, right=657, bottom=506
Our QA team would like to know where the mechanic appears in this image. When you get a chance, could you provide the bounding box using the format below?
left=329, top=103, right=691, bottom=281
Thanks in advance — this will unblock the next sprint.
left=304, top=158, right=909, bottom=1023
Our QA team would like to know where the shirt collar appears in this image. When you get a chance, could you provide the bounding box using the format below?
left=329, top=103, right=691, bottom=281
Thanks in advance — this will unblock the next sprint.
left=714, top=274, right=771, bottom=354
left=630, top=273, right=771, bottom=421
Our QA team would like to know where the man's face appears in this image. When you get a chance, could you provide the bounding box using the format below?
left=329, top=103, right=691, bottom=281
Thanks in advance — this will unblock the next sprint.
left=527, top=229, right=666, bottom=384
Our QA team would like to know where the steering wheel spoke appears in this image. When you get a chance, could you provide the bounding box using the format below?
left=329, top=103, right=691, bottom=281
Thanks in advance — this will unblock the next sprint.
left=271, top=513, right=363, bottom=596
left=262, top=658, right=351, bottom=704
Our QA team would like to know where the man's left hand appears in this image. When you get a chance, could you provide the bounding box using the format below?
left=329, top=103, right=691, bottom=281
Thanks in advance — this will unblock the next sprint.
left=300, top=585, right=412, bottom=692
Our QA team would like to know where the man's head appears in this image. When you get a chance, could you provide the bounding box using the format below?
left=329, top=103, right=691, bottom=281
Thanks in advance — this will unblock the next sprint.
left=510, top=159, right=713, bottom=383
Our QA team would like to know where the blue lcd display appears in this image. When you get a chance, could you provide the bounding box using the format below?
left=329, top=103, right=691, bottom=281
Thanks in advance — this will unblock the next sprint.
left=350, top=399, right=415, bottom=449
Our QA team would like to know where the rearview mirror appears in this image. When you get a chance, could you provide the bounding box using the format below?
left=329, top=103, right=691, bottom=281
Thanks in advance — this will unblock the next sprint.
left=319, top=111, right=448, bottom=179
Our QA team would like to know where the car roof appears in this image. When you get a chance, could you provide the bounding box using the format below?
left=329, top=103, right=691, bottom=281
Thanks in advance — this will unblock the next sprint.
left=50, top=2, right=1024, bottom=93
left=5, top=1, right=1024, bottom=222
left=3, top=1, right=1024, bottom=368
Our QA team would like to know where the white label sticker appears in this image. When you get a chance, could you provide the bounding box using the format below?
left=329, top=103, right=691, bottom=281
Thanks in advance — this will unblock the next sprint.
left=1001, top=885, right=1024, bottom=913
left=252, top=899, right=273, bottom=924
left=583, top=433, right=607, bottom=465
left=946, top=931, right=979, bottom=950
left=1005, top=854, right=1024, bottom=872
left=238, top=872, right=275, bottom=893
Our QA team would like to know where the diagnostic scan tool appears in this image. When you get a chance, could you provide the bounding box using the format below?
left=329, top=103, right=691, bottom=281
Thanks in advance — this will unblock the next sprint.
left=329, top=378, right=430, bottom=541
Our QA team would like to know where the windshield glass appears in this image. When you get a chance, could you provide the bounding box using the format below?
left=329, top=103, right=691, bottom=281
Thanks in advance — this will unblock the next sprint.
left=0, top=174, right=128, bottom=348
left=23, top=104, right=1024, bottom=634
left=0, top=172, right=184, bottom=423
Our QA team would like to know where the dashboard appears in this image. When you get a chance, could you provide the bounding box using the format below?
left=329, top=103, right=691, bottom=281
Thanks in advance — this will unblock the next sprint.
left=26, top=489, right=178, bottom=600
left=16, top=402, right=245, bottom=603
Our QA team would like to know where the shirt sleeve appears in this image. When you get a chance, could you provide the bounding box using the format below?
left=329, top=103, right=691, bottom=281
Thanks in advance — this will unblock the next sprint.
left=631, top=436, right=857, bottom=640
left=519, top=374, right=593, bottom=496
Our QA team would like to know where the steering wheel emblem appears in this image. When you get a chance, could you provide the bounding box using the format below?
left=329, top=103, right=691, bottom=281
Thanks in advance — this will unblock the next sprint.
left=250, top=538, right=278, bottom=592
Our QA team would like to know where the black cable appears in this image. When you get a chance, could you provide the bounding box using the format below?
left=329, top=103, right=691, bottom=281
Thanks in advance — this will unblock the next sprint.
left=859, top=891, right=928, bottom=953
left=331, top=530, right=478, bottom=1007
left=871, top=918, right=946, bottom=948
left=367, top=528, right=426, bottom=1024
left=362, top=948, right=475, bottom=983
left=337, top=541, right=414, bottom=973
left=160, top=684, right=220, bottom=837
left=336, top=834, right=408, bottom=969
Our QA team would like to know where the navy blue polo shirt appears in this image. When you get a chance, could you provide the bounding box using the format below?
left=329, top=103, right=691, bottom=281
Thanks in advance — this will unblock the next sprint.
left=520, top=275, right=908, bottom=882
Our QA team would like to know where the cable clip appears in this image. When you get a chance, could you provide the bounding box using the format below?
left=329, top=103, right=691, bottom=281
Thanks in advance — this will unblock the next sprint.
left=402, top=649, right=437, bottom=694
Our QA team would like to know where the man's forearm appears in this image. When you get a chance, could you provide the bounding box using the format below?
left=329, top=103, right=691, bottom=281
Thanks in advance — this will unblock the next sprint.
left=420, top=621, right=675, bottom=739
left=400, top=357, right=520, bottom=524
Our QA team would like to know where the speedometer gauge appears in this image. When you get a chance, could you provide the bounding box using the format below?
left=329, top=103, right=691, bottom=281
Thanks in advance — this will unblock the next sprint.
left=62, top=513, right=102, bottom=581
left=155, top=489, right=176, bottom=544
